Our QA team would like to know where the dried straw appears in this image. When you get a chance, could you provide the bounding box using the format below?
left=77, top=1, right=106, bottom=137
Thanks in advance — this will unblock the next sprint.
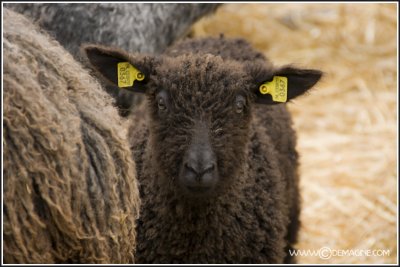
left=192, top=3, right=397, bottom=264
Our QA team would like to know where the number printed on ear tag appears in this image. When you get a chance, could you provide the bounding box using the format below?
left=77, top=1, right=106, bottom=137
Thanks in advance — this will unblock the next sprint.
left=117, top=62, right=145, bottom=88
left=259, top=76, right=288, bottom=102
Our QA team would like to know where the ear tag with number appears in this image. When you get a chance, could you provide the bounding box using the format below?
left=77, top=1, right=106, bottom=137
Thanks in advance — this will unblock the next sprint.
left=117, top=62, right=145, bottom=88
left=259, top=76, right=288, bottom=102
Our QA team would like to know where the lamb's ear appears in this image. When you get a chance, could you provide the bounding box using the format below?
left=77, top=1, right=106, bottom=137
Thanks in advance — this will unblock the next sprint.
left=81, top=44, right=155, bottom=93
left=274, top=65, right=323, bottom=100
left=248, top=62, right=323, bottom=104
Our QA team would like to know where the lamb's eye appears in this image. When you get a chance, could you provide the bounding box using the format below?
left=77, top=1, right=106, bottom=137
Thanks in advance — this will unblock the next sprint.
left=214, top=128, right=223, bottom=137
left=158, top=98, right=166, bottom=111
left=235, top=95, right=246, bottom=114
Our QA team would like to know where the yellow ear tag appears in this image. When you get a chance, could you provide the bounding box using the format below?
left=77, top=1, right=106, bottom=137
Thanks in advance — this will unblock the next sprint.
left=259, top=76, right=288, bottom=102
left=117, top=62, right=145, bottom=88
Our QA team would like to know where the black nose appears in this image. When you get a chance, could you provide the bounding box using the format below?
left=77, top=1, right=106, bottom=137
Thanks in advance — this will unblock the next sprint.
left=184, top=160, right=215, bottom=177
left=179, top=143, right=218, bottom=194
left=179, top=121, right=219, bottom=195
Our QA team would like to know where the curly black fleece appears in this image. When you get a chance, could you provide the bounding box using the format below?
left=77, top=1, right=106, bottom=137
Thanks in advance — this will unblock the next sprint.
left=124, top=36, right=310, bottom=264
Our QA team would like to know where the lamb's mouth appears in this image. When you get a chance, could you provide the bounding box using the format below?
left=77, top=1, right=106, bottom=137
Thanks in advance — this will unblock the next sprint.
left=179, top=183, right=218, bottom=198
left=186, top=185, right=214, bottom=193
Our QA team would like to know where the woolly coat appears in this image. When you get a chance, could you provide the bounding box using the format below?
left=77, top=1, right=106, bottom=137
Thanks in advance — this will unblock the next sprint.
left=128, top=37, right=302, bottom=263
left=3, top=9, right=140, bottom=264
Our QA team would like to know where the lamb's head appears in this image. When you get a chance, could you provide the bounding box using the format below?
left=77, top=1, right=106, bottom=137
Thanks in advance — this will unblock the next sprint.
left=83, top=44, right=322, bottom=198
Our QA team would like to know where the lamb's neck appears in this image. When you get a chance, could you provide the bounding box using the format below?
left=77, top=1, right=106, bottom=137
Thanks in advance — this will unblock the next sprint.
left=150, top=167, right=247, bottom=211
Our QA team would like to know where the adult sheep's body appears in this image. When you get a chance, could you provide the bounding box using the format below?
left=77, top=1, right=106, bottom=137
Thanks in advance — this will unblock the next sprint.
left=3, top=9, right=140, bottom=264
left=6, top=3, right=221, bottom=116
left=6, top=3, right=220, bottom=55
left=84, top=37, right=322, bottom=263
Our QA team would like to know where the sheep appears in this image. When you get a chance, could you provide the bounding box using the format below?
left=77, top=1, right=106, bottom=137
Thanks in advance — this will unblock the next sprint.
left=3, top=9, right=140, bottom=264
left=6, top=3, right=221, bottom=116
left=82, top=36, right=323, bottom=263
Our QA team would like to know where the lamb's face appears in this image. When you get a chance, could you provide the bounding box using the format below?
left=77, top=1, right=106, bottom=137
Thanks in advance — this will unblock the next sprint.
left=147, top=55, right=254, bottom=197
left=83, top=41, right=323, bottom=199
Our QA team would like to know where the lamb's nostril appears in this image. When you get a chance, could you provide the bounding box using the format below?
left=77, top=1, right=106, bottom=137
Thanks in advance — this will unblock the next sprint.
left=184, top=162, right=199, bottom=175
left=202, top=163, right=215, bottom=174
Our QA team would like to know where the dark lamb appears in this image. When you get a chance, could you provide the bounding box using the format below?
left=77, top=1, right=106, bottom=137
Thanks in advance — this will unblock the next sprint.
left=83, top=36, right=323, bottom=263
left=3, top=9, right=140, bottom=264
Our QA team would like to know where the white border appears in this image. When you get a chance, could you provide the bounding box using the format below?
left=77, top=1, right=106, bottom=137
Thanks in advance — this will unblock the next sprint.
left=1, top=1, right=398, bottom=266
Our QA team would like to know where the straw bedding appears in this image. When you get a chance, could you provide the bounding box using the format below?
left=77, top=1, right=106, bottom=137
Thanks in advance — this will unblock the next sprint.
left=192, top=3, right=397, bottom=264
